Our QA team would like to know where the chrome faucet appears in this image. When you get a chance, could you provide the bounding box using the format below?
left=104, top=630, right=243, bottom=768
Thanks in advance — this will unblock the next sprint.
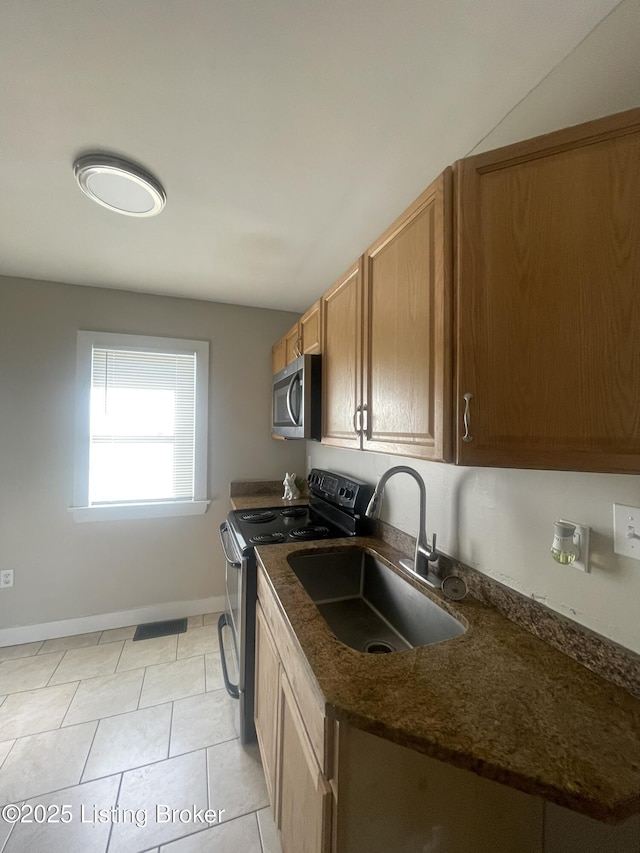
left=365, top=465, right=442, bottom=589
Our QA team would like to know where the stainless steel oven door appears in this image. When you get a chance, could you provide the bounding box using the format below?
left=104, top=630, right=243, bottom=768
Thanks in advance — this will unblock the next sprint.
left=218, top=521, right=245, bottom=699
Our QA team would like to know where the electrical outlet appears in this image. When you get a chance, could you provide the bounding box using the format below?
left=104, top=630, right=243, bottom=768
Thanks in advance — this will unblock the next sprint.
left=0, top=570, right=14, bottom=588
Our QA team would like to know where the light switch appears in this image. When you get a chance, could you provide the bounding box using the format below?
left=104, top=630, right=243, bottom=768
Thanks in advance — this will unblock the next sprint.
left=613, top=504, right=640, bottom=560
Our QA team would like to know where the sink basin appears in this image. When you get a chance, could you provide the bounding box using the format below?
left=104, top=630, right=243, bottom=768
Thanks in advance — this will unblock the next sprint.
left=287, top=549, right=466, bottom=653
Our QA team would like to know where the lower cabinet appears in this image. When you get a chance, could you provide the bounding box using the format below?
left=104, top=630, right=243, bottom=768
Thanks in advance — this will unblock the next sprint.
left=255, top=587, right=333, bottom=853
left=255, top=563, right=639, bottom=853
left=254, top=603, right=280, bottom=806
left=279, top=672, right=332, bottom=853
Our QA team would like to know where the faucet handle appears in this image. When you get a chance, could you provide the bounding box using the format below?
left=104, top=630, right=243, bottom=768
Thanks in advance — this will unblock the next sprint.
left=428, top=532, right=438, bottom=561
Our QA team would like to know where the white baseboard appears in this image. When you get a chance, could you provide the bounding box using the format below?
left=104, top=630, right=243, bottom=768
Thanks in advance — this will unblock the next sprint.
left=0, top=596, right=227, bottom=648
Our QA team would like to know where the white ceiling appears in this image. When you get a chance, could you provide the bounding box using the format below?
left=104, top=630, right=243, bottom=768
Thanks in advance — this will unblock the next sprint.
left=0, top=0, right=622, bottom=312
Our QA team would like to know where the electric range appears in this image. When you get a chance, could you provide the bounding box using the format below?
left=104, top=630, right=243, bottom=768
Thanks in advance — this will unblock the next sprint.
left=217, top=469, right=373, bottom=743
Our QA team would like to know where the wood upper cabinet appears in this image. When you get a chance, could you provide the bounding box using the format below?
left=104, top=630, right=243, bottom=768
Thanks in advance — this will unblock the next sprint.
left=363, top=169, right=452, bottom=459
left=272, top=337, right=287, bottom=375
left=322, top=170, right=453, bottom=461
left=455, top=107, right=640, bottom=472
left=272, top=300, right=322, bottom=376
left=284, top=323, right=301, bottom=366
left=321, top=262, right=363, bottom=449
left=300, top=300, right=322, bottom=355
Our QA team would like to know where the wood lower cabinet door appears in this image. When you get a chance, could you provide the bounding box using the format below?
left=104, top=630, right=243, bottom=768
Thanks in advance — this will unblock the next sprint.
left=278, top=672, right=332, bottom=853
left=255, top=604, right=281, bottom=811
left=455, top=107, right=640, bottom=472
left=321, top=262, right=363, bottom=449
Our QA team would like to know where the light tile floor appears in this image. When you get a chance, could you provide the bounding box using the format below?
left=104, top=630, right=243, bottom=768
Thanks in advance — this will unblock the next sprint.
left=0, top=615, right=283, bottom=853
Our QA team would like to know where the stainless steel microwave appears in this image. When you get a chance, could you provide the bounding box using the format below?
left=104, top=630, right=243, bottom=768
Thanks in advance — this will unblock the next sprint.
left=272, top=354, right=321, bottom=439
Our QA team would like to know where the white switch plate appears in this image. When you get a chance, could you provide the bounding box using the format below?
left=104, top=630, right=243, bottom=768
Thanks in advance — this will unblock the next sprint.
left=613, top=504, right=640, bottom=560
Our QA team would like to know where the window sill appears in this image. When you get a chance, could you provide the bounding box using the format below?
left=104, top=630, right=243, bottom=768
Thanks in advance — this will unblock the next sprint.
left=69, top=500, right=210, bottom=523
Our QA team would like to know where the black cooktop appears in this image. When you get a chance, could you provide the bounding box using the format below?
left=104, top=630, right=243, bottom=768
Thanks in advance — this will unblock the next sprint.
left=229, top=504, right=347, bottom=551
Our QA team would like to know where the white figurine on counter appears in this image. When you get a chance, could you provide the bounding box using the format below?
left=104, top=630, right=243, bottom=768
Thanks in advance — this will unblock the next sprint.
left=283, top=472, right=300, bottom=501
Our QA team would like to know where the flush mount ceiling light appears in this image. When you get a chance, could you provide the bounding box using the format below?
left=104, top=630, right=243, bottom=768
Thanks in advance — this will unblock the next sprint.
left=73, top=154, right=166, bottom=217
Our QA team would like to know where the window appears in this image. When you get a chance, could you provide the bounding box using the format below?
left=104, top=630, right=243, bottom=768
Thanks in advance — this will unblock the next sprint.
left=72, top=331, right=209, bottom=521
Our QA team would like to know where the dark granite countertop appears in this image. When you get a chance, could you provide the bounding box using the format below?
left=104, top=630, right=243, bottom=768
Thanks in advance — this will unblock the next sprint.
left=254, top=535, right=640, bottom=825
left=231, top=494, right=308, bottom=511
left=230, top=482, right=307, bottom=510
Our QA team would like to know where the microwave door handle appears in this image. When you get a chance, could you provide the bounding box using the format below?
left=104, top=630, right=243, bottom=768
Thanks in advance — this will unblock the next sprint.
left=286, top=374, right=301, bottom=425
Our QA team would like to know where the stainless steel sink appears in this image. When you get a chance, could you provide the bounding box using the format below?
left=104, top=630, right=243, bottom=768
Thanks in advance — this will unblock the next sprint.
left=287, top=549, right=466, bottom=653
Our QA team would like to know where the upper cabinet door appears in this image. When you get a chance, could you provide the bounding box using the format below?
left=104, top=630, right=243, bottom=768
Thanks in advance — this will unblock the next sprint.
left=455, top=107, right=640, bottom=472
left=285, top=323, right=301, bottom=365
left=300, top=301, right=322, bottom=355
left=321, top=262, right=363, bottom=449
left=362, top=169, right=453, bottom=461
left=272, top=337, right=287, bottom=376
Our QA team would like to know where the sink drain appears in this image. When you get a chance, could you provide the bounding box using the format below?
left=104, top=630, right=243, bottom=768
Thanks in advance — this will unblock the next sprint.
left=363, top=640, right=395, bottom=654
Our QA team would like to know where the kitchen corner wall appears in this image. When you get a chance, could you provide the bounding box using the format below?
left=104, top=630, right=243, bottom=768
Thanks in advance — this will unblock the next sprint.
left=0, top=275, right=305, bottom=633
left=310, top=0, right=640, bottom=657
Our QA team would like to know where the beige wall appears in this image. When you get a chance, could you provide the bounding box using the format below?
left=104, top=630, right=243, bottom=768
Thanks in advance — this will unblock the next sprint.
left=0, top=276, right=305, bottom=632
left=310, top=0, right=640, bottom=656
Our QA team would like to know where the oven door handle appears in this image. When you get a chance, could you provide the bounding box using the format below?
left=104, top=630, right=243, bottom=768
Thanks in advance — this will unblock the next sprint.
left=217, top=613, right=240, bottom=699
left=219, top=522, right=241, bottom=568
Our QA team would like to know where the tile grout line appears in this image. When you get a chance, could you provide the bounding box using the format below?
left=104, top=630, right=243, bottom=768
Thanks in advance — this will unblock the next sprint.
left=0, top=798, right=24, bottom=853
left=44, top=650, right=66, bottom=688
left=136, top=664, right=148, bottom=711
left=205, top=736, right=211, bottom=811
left=167, top=700, right=174, bottom=760
left=113, top=638, right=127, bottom=674
left=76, top=719, right=100, bottom=786
left=0, top=739, right=16, bottom=774
left=105, top=772, right=124, bottom=853
left=254, top=809, right=266, bottom=853
left=59, top=679, right=83, bottom=729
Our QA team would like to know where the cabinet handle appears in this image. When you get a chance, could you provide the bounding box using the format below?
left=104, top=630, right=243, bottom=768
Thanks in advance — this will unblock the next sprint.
left=353, top=406, right=362, bottom=435
left=462, top=393, right=473, bottom=442
left=295, top=338, right=302, bottom=357
left=362, top=404, right=369, bottom=437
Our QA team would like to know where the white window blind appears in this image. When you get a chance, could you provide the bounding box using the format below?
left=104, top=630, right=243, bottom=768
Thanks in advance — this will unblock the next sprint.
left=72, top=331, right=209, bottom=522
left=90, top=347, right=197, bottom=504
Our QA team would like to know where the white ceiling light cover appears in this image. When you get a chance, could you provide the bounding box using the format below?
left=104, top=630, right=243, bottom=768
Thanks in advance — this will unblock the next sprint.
left=73, top=155, right=166, bottom=217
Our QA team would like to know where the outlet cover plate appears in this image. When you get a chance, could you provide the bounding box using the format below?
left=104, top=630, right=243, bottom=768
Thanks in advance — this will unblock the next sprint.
left=613, top=504, right=640, bottom=560
left=0, top=570, right=14, bottom=588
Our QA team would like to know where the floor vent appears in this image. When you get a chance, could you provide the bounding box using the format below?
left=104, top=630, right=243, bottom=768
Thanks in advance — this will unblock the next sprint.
left=133, top=618, right=188, bottom=641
